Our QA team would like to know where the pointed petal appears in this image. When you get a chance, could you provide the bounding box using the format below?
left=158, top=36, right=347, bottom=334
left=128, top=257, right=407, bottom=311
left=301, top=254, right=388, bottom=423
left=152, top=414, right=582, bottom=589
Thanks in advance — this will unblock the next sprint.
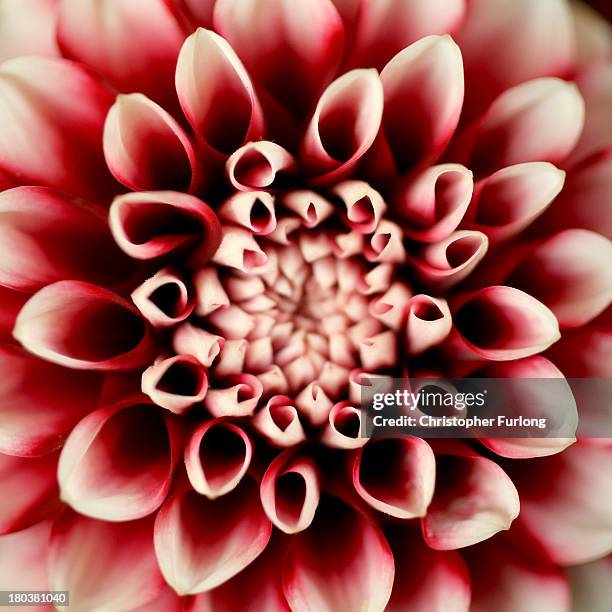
left=175, top=27, right=263, bottom=154
left=184, top=418, right=252, bottom=499
left=283, top=496, right=394, bottom=612
left=353, top=438, right=435, bottom=519
left=422, top=445, right=520, bottom=549
left=14, top=281, right=154, bottom=370
left=452, top=286, right=561, bottom=361
left=0, top=345, right=102, bottom=457
left=154, top=478, right=272, bottom=594
left=50, top=511, right=165, bottom=612
left=214, top=0, right=344, bottom=118
left=58, top=0, right=183, bottom=111
left=507, top=229, right=612, bottom=328
left=0, top=57, right=116, bottom=200
left=58, top=400, right=179, bottom=520
left=109, top=190, right=221, bottom=263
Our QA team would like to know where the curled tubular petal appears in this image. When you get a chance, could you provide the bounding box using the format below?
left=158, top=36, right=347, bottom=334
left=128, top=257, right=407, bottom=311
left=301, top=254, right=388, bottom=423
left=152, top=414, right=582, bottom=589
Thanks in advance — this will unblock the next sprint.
left=253, top=396, right=307, bottom=447
left=352, top=438, right=436, bottom=519
left=13, top=281, right=154, bottom=370
left=283, top=496, right=394, bottom=612
left=332, top=180, right=387, bottom=234
left=103, top=93, right=199, bottom=192
left=131, top=268, right=195, bottom=328
left=142, top=355, right=208, bottom=414
left=261, top=450, right=321, bottom=534
left=219, top=191, right=277, bottom=235
left=154, top=478, right=272, bottom=595
left=282, top=191, right=334, bottom=228
left=406, top=295, right=453, bottom=355
left=0, top=345, right=102, bottom=457
left=506, top=229, right=612, bottom=329
left=49, top=511, right=165, bottom=612
left=394, top=164, right=473, bottom=242
left=0, top=186, right=135, bottom=292
left=422, top=444, right=520, bottom=550
left=58, top=399, right=179, bottom=521
left=452, top=286, right=561, bottom=361
left=184, top=418, right=252, bottom=499
left=412, top=231, right=488, bottom=289
left=226, top=141, right=295, bottom=191
left=109, top=190, right=221, bottom=263
left=175, top=27, right=263, bottom=155
left=173, top=323, right=224, bottom=367
left=465, top=162, right=566, bottom=242
left=301, top=69, right=384, bottom=182
left=321, top=401, right=367, bottom=449
left=374, top=35, right=465, bottom=174
left=204, top=374, right=263, bottom=417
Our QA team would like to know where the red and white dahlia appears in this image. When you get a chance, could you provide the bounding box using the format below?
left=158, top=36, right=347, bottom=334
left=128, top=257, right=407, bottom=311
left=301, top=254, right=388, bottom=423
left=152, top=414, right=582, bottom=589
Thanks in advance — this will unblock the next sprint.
left=0, top=0, right=611, bottom=610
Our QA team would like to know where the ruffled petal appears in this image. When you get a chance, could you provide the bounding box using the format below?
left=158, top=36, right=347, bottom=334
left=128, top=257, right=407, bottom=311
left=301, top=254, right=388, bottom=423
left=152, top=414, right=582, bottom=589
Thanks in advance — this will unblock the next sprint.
left=184, top=418, right=253, bottom=499
left=0, top=0, right=60, bottom=62
left=13, top=281, right=154, bottom=370
left=0, top=186, right=135, bottom=292
left=422, top=443, right=520, bottom=549
left=347, top=0, right=465, bottom=70
left=154, top=478, right=272, bottom=595
left=214, top=0, right=344, bottom=118
left=451, top=286, right=561, bottom=361
left=352, top=438, right=435, bottom=519
left=0, top=345, right=102, bottom=457
left=175, top=28, right=264, bottom=155
left=57, top=0, right=184, bottom=111
left=465, top=78, right=585, bottom=175
left=301, top=69, right=383, bottom=183
left=283, top=496, right=394, bottom=612
left=372, top=35, right=464, bottom=175
left=0, top=57, right=117, bottom=201
left=386, top=526, right=470, bottom=612
left=457, top=0, right=575, bottom=118
left=260, top=449, right=320, bottom=534
left=58, top=399, right=179, bottom=520
left=109, top=190, right=221, bottom=263
left=104, top=93, right=199, bottom=192
left=49, top=511, right=165, bottom=612
left=506, top=229, right=612, bottom=328
left=0, top=451, right=60, bottom=534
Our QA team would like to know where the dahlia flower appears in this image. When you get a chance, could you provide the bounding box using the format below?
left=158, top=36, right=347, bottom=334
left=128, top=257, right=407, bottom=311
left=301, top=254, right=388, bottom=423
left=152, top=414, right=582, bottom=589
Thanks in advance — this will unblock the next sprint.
left=0, top=0, right=611, bottom=610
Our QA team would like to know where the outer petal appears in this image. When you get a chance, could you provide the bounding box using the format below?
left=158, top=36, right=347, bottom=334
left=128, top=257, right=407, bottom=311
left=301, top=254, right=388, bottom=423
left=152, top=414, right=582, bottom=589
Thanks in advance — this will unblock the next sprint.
left=347, top=0, right=465, bottom=70
left=0, top=57, right=117, bottom=200
left=103, top=93, right=199, bottom=192
left=506, top=229, right=612, bottom=328
left=0, top=345, right=102, bottom=457
left=282, top=496, right=394, bottom=612
left=451, top=286, right=561, bottom=361
left=0, top=0, right=60, bottom=62
left=568, top=555, right=612, bottom=612
left=214, top=0, right=344, bottom=118
left=13, top=281, right=154, bottom=370
left=571, top=2, right=612, bottom=67
left=0, top=286, right=27, bottom=342
left=510, top=443, right=612, bottom=564
left=109, top=190, right=221, bottom=263
left=58, top=399, right=179, bottom=521
left=373, top=35, right=464, bottom=174
left=385, top=526, right=470, bottom=612
left=457, top=0, right=575, bottom=118
left=465, top=162, right=566, bottom=243
left=465, top=539, right=571, bottom=612
left=300, top=69, right=383, bottom=183
left=0, top=451, right=60, bottom=534
left=352, top=438, right=435, bottom=519
left=422, top=444, right=520, bottom=550
left=0, top=186, right=135, bottom=291
left=260, top=449, right=320, bottom=534
left=154, top=478, right=272, bottom=595
left=57, top=0, right=184, bottom=111
left=175, top=28, right=264, bottom=155
left=49, top=511, right=165, bottom=612
left=465, top=78, right=585, bottom=175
